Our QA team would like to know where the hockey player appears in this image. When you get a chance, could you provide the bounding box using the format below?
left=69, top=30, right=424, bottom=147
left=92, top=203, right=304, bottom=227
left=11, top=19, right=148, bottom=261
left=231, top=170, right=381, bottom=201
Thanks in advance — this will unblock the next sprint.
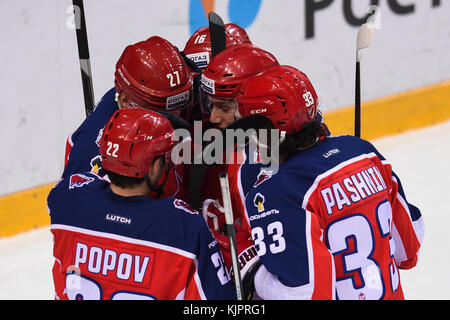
left=201, top=65, right=331, bottom=233
left=184, top=23, right=253, bottom=71
left=63, top=36, right=193, bottom=200
left=200, top=67, right=331, bottom=299
left=188, top=44, right=280, bottom=210
left=48, top=108, right=235, bottom=300
left=183, top=23, right=253, bottom=123
left=235, top=65, right=424, bottom=300
left=200, top=44, right=279, bottom=130
left=192, top=48, right=280, bottom=296
left=225, top=66, right=331, bottom=233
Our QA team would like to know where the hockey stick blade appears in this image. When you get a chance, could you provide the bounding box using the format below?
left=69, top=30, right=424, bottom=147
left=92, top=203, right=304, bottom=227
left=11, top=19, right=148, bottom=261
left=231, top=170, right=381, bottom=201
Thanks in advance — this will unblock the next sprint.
left=355, top=23, right=374, bottom=137
left=356, top=23, right=374, bottom=62
left=209, top=12, right=226, bottom=58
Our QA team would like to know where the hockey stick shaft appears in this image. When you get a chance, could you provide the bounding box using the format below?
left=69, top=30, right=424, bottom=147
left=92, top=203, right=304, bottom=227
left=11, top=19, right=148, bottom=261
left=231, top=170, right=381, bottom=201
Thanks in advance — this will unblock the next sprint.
left=219, top=173, right=244, bottom=300
left=72, top=0, right=95, bottom=117
left=355, top=61, right=361, bottom=138
left=208, top=12, right=226, bottom=58
left=187, top=12, right=227, bottom=209
left=355, top=23, right=374, bottom=138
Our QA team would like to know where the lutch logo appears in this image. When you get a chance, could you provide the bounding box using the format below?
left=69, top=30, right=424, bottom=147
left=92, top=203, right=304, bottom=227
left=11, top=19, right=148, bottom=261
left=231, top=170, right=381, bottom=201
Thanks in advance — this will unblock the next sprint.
left=189, top=0, right=262, bottom=35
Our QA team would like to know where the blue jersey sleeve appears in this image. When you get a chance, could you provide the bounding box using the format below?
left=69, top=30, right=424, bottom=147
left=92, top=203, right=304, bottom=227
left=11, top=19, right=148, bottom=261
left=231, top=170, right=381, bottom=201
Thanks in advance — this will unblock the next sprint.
left=246, top=176, right=312, bottom=287
left=194, top=216, right=237, bottom=300
left=169, top=199, right=236, bottom=300
left=62, top=88, right=118, bottom=178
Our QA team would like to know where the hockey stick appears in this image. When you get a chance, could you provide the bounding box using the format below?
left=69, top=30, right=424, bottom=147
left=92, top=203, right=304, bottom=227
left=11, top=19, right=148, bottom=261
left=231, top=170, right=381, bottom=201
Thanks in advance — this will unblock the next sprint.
left=219, top=172, right=244, bottom=300
left=188, top=12, right=227, bottom=209
left=208, top=12, right=226, bottom=58
left=72, top=0, right=95, bottom=117
left=355, top=23, right=374, bottom=138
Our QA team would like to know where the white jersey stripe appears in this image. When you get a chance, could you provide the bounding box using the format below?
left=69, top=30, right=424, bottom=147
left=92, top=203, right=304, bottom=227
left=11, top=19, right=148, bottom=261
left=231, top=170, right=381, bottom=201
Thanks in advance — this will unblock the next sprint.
left=50, top=224, right=197, bottom=260
left=302, top=152, right=380, bottom=210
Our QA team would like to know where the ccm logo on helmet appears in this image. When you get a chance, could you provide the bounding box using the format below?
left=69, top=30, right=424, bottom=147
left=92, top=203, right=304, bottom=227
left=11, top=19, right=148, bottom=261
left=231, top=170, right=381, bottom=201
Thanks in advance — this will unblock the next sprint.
left=166, top=90, right=190, bottom=110
left=251, top=108, right=267, bottom=115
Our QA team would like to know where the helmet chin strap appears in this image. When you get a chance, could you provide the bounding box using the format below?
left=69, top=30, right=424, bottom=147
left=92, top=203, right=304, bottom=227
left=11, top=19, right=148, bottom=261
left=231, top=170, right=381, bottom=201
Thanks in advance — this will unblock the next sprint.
left=144, top=162, right=172, bottom=199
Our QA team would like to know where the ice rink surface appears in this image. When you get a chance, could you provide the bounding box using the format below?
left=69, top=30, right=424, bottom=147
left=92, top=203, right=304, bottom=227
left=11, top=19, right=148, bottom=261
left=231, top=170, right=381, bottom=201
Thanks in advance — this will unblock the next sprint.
left=1, top=121, right=449, bottom=300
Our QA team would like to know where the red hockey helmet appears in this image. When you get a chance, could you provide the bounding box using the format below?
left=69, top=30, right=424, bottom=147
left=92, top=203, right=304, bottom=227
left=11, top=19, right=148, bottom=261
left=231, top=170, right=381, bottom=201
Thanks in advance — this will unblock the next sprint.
left=201, top=44, right=279, bottom=99
left=184, top=23, right=253, bottom=69
left=99, top=108, right=176, bottom=178
left=237, top=65, right=318, bottom=135
left=115, top=36, right=194, bottom=112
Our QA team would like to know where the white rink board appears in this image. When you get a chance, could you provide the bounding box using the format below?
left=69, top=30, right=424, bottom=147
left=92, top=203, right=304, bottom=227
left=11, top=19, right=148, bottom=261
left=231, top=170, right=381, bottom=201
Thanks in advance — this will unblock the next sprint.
left=1, top=0, right=449, bottom=195
left=0, top=121, right=449, bottom=300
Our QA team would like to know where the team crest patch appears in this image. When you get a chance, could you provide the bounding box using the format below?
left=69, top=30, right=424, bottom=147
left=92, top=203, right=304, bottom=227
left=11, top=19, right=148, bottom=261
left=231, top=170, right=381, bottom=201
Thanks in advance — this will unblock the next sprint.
left=90, top=155, right=102, bottom=174
left=253, top=193, right=265, bottom=213
left=253, top=170, right=273, bottom=188
left=69, top=174, right=95, bottom=189
left=173, top=199, right=198, bottom=215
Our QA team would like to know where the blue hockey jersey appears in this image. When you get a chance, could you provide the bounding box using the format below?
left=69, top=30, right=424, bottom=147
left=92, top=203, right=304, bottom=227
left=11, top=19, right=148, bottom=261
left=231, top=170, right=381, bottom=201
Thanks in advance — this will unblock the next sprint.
left=228, top=112, right=331, bottom=232
left=48, top=172, right=235, bottom=300
left=245, top=135, right=424, bottom=300
left=63, top=88, right=118, bottom=179
left=62, top=88, right=185, bottom=199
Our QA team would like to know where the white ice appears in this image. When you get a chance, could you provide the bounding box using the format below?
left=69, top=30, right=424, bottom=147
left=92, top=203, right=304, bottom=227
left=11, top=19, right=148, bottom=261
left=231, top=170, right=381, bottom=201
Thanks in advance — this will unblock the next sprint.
left=1, top=121, right=449, bottom=300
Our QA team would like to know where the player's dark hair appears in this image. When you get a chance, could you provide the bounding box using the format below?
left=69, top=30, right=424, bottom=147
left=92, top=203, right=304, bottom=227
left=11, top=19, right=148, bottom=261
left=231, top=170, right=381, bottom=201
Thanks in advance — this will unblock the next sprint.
left=103, top=155, right=166, bottom=189
left=103, top=170, right=145, bottom=189
left=280, top=121, right=326, bottom=162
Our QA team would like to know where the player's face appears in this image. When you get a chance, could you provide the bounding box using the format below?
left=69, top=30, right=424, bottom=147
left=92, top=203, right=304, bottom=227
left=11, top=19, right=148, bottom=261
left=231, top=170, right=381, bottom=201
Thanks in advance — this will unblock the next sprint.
left=209, top=97, right=240, bottom=129
left=116, top=92, right=130, bottom=109
left=117, top=92, right=145, bottom=110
